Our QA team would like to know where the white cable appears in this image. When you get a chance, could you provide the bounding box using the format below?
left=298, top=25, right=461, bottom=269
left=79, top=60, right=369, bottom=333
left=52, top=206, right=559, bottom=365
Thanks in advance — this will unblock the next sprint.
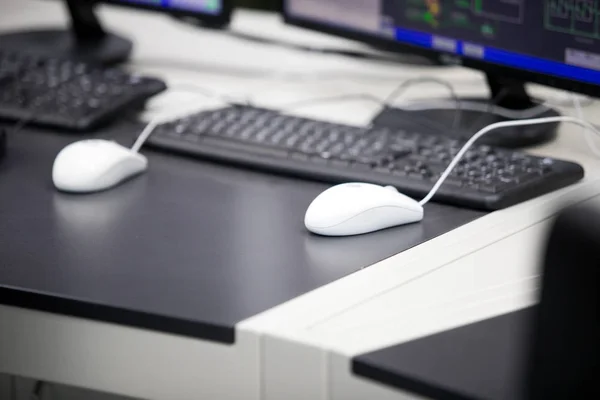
left=276, top=77, right=461, bottom=114
left=275, top=84, right=594, bottom=120
left=395, top=94, right=594, bottom=119
left=166, top=82, right=250, bottom=106
left=131, top=85, right=236, bottom=153
left=385, top=77, right=462, bottom=128
left=131, top=115, right=168, bottom=153
left=572, top=94, right=600, bottom=158
left=131, top=103, right=206, bottom=153
left=419, top=116, right=600, bottom=206
left=249, top=75, right=462, bottom=112
left=399, top=99, right=553, bottom=119
left=277, top=89, right=588, bottom=122
left=385, top=77, right=460, bottom=106
left=397, top=95, right=595, bottom=119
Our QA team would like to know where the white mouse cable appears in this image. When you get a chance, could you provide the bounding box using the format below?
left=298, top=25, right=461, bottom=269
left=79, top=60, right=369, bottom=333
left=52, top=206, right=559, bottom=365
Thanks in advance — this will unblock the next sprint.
left=399, top=99, right=553, bottom=119
left=277, top=77, right=463, bottom=135
left=395, top=95, right=595, bottom=119
left=130, top=114, right=170, bottom=153
left=166, top=82, right=252, bottom=106
left=418, top=116, right=600, bottom=206
left=130, top=85, right=244, bottom=154
left=277, top=92, right=456, bottom=138
left=384, top=77, right=463, bottom=129
left=264, top=76, right=460, bottom=121
left=272, top=77, right=459, bottom=111
left=280, top=93, right=571, bottom=121
left=131, top=104, right=208, bottom=153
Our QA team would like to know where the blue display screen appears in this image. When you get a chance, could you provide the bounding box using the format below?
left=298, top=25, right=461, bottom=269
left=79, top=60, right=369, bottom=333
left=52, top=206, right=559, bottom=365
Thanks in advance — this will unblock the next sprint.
left=286, top=0, right=600, bottom=87
left=394, top=26, right=600, bottom=86
left=116, top=0, right=222, bottom=15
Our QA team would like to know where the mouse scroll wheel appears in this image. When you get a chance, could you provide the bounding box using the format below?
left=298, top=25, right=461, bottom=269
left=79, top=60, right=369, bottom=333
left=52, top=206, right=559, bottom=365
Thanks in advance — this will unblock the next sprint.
left=384, top=186, right=398, bottom=193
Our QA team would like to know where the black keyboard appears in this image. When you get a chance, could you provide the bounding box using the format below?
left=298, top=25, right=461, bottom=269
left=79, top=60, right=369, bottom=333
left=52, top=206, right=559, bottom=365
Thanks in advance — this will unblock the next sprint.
left=144, top=106, right=584, bottom=210
left=0, top=50, right=166, bottom=131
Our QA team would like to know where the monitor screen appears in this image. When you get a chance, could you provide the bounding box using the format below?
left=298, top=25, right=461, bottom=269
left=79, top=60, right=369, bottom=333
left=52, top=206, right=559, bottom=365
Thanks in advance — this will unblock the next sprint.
left=285, top=1, right=600, bottom=88
left=113, top=0, right=223, bottom=15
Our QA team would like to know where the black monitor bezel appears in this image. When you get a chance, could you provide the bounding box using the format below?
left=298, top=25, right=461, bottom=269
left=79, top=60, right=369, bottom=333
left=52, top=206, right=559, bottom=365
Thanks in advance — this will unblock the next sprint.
left=102, top=0, right=233, bottom=28
left=282, top=3, right=600, bottom=99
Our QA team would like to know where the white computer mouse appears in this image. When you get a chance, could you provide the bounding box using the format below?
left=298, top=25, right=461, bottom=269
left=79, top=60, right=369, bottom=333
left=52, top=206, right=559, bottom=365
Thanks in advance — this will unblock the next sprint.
left=52, top=139, right=148, bottom=193
left=304, top=183, right=424, bottom=236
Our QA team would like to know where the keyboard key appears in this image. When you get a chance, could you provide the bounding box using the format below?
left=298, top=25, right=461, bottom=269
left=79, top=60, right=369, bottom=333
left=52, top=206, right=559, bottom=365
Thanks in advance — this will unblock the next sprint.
left=331, top=159, right=350, bottom=168
left=375, top=166, right=393, bottom=174
left=479, top=184, right=498, bottom=194
left=202, top=137, right=289, bottom=158
left=290, top=152, right=309, bottom=161
left=311, top=156, right=329, bottom=165
left=351, top=161, right=372, bottom=171
left=392, top=169, right=408, bottom=177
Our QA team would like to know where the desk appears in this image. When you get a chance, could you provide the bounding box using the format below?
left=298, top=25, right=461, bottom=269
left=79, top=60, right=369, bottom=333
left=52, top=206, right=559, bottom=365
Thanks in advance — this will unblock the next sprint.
left=1, top=1, right=600, bottom=399
left=353, top=307, right=536, bottom=400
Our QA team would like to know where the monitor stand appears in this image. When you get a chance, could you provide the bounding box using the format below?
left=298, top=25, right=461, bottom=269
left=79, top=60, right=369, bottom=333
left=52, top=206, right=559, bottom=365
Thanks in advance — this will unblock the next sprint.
left=371, top=74, right=561, bottom=148
left=0, top=0, right=132, bottom=65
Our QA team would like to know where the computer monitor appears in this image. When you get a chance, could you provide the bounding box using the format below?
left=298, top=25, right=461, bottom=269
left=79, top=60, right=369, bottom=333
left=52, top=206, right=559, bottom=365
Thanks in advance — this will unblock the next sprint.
left=105, top=0, right=230, bottom=25
left=0, top=0, right=233, bottom=65
left=283, top=1, right=600, bottom=147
